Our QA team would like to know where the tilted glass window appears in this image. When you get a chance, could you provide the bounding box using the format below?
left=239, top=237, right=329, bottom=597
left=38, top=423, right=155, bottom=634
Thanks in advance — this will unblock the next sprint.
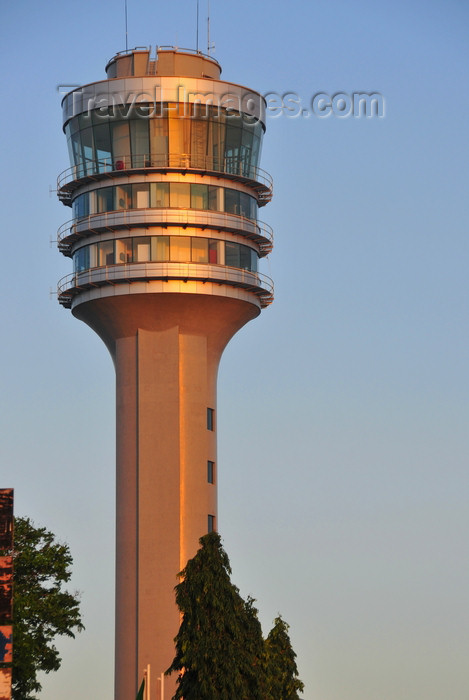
left=65, top=104, right=265, bottom=177
left=130, top=119, right=150, bottom=168
left=112, top=121, right=130, bottom=166
left=94, top=123, right=112, bottom=172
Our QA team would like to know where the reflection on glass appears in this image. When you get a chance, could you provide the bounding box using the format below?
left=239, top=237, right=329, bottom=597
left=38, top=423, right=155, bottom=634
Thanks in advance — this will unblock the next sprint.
left=72, top=182, right=258, bottom=221
left=192, top=238, right=208, bottom=263
left=170, top=236, right=191, bottom=262
left=67, top=104, right=265, bottom=176
left=73, top=236, right=257, bottom=272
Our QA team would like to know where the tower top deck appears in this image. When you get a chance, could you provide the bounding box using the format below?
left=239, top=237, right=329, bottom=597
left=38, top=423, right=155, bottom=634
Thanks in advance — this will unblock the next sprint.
left=105, top=46, right=222, bottom=81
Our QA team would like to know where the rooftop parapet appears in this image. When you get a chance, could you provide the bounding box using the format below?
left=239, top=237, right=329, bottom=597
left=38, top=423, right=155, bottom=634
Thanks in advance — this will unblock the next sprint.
left=105, top=46, right=222, bottom=80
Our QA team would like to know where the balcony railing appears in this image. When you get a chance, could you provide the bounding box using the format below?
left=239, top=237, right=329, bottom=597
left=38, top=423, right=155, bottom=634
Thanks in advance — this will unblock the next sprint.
left=57, top=262, right=274, bottom=309
left=57, top=209, right=273, bottom=256
left=57, top=154, right=273, bottom=205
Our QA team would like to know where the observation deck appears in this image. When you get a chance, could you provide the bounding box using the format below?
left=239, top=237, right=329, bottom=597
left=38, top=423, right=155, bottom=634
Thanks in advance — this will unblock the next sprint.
left=57, top=45, right=273, bottom=311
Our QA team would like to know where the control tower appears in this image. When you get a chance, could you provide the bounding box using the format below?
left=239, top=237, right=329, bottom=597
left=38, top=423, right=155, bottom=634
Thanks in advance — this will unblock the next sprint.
left=57, top=46, right=273, bottom=700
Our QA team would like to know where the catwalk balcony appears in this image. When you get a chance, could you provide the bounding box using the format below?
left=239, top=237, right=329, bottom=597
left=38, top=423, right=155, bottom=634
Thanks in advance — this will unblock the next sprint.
left=57, top=155, right=273, bottom=207
left=57, top=211, right=273, bottom=257
left=57, top=263, right=274, bottom=309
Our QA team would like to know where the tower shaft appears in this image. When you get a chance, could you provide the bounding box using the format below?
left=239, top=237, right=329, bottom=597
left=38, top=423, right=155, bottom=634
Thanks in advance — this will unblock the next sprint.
left=74, top=294, right=258, bottom=697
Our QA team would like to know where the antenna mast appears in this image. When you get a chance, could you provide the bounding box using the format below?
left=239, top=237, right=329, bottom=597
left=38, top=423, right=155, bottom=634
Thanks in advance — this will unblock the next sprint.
left=207, top=0, right=210, bottom=54
left=125, top=0, right=128, bottom=52
left=196, top=0, right=199, bottom=52
left=207, top=0, right=214, bottom=55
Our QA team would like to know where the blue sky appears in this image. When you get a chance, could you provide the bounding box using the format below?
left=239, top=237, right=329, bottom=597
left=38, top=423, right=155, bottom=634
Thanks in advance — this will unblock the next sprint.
left=1, top=1, right=468, bottom=698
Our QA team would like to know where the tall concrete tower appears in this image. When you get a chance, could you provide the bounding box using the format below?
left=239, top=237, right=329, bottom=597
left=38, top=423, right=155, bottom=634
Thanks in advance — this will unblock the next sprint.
left=57, top=46, right=273, bottom=699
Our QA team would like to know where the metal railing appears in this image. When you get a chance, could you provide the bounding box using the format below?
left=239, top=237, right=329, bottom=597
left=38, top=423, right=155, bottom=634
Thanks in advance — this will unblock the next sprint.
left=57, top=262, right=274, bottom=308
left=57, top=154, right=273, bottom=202
left=56, top=210, right=273, bottom=255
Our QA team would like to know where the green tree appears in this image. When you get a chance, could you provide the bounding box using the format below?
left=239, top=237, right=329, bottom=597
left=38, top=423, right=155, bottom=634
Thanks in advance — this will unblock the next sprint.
left=5, top=517, right=84, bottom=700
left=265, top=615, right=304, bottom=700
left=166, top=531, right=266, bottom=700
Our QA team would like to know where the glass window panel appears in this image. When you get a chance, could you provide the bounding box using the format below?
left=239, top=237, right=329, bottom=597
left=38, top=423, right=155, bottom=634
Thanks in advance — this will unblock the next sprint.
left=130, top=118, right=150, bottom=167
left=225, top=241, right=240, bottom=268
left=92, top=108, right=110, bottom=125
left=251, top=134, right=261, bottom=168
left=208, top=186, right=219, bottom=211
left=66, top=136, right=74, bottom=168
left=71, top=131, right=83, bottom=172
left=168, top=105, right=191, bottom=164
left=152, top=236, right=169, bottom=261
left=209, top=113, right=225, bottom=170
left=78, top=113, right=92, bottom=129
left=116, top=185, right=131, bottom=210
left=115, top=239, right=133, bottom=263
left=112, top=121, right=130, bottom=168
left=242, top=123, right=254, bottom=145
left=74, top=246, right=90, bottom=272
left=207, top=407, right=215, bottom=430
left=224, top=189, right=239, bottom=215
left=88, top=190, right=97, bottom=214
left=250, top=196, right=258, bottom=220
left=150, top=182, right=169, bottom=208
left=72, top=193, right=89, bottom=219
left=239, top=192, right=251, bottom=218
left=68, top=116, right=80, bottom=135
left=191, top=238, right=208, bottom=263
left=96, top=187, right=114, bottom=213
left=94, top=122, right=112, bottom=172
left=98, top=240, right=114, bottom=266
left=239, top=244, right=251, bottom=270
left=149, top=115, right=168, bottom=164
left=208, top=239, right=222, bottom=264
left=132, top=184, right=149, bottom=208
left=89, top=243, right=98, bottom=268
left=191, top=118, right=208, bottom=168
left=207, top=460, right=215, bottom=484
left=224, top=122, right=242, bottom=173
left=170, top=183, right=190, bottom=208
left=81, top=127, right=94, bottom=174
left=170, top=236, right=191, bottom=262
left=190, top=184, right=208, bottom=210
left=133, top=237, right=151, bottom=262
left=250, top=249, right=258, bottom=272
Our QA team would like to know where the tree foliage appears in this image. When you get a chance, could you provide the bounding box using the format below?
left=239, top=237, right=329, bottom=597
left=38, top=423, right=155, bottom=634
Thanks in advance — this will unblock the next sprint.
left=5, top=517, right=84, bottom=700
left=166, top=532, right=265, bottom=699
left=265, top=616, right=304, bottom=700
left=166, top=532, right=304, bottom=700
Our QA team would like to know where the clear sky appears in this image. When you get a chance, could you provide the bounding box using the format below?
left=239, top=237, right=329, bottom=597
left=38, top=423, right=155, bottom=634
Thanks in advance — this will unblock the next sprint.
left=1, top=1, right=468, bottom=698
